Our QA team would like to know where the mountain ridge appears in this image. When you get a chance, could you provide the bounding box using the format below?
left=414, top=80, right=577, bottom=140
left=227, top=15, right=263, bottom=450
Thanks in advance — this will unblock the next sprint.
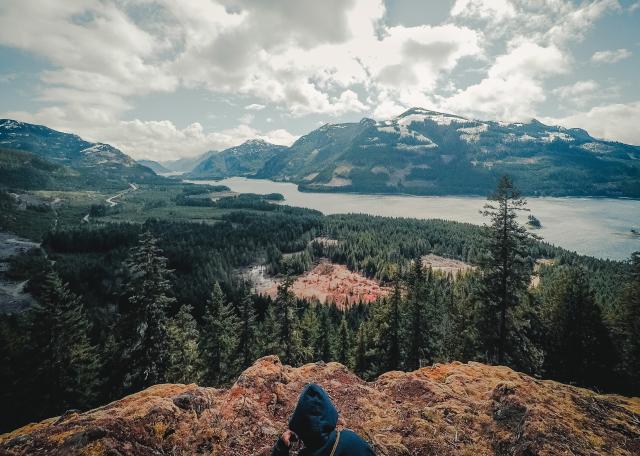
left=183, top=107, right=640, bottom=197
left=187, top=139, right=288, bottom=179
left=1, top=356, right=638, bottom=455
left=0, top=119, right=160, bottom=189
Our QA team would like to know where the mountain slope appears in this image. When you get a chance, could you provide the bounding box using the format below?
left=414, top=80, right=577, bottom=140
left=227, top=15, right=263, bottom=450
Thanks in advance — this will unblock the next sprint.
left=187, top=139, right=288, bottom=179
left=2, top=356, right=638, bottom=455
left=161, top=150, right=217, bottom=174
left=0, top=148, right=81, bottom=190
left=0, top=119, right=159, bottom=188
left=258, top=108, right=640, bottom=197
left=137, top=159, right=170, bottom=174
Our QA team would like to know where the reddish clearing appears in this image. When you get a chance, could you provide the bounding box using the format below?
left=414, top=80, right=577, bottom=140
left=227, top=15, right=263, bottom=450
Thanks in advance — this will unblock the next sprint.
left=258, top=261, right=390, bottom=309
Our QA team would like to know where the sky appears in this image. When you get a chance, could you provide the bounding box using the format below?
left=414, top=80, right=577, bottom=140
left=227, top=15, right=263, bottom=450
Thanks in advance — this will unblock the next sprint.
left=0, top=0, right=639, bottom=161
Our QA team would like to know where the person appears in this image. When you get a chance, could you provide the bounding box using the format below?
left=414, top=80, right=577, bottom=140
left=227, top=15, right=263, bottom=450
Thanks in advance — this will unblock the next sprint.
left=270, top=383, right=375, bottom=455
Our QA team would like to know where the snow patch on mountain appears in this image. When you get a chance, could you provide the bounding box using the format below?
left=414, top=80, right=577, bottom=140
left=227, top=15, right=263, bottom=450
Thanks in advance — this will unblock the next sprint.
left=458, top=124, right=488, bottom=143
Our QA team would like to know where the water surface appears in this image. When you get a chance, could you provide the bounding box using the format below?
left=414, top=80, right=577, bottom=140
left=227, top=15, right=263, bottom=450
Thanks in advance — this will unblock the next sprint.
left=189, top=177, right=640, bottom=260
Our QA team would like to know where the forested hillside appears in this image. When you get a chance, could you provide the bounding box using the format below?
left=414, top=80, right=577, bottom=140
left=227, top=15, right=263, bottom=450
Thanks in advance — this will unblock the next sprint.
left=1, top=176, right=638, bottom=434
left=0, top=119, right=162, bottom=189
left=262, top=108, right=640, bottom=197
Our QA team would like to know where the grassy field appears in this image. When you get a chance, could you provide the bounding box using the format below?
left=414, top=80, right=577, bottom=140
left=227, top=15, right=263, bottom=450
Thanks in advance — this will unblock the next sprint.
left=1, top=183, right=248, bottom=242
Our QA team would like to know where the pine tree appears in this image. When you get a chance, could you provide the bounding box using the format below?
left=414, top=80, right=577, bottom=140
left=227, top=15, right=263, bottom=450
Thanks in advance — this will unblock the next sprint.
left=542, top=266, right=614, bottom=388
left=121, top=231, right=175, bottom=391
left=335, top=316, right=351, bottom=367
left=237, top=289, right=257, bottom=369
left=316, top=307, right=334, bottom=361
left=479, top=176, right=536, bottom=364
left=275, top=277, right=305, bottom=365
left=201, top=283, right=240, bottom=385
left=406, top=258, right=431, bottom=370
left=299, top=306, right=320, bottom=364
left=617, top=252, right=640, bottom=391
left=28, top=271, right=100, bottom=414
left=256, top=301, right=282, bottom=358
left=166, top=305, right=202, bottom=384
left=354, top=325, right=368, bottom=376
left=387, top=279, right=402, bottom=370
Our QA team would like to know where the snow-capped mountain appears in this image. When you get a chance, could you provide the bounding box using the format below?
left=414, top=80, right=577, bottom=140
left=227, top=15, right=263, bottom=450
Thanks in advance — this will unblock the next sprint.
left=255, top=108, right=640, bottom=197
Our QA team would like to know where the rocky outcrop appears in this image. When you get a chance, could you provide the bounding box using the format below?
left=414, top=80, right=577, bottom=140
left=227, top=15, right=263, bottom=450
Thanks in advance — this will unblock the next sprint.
left=1, top=356, right=639, bottom=455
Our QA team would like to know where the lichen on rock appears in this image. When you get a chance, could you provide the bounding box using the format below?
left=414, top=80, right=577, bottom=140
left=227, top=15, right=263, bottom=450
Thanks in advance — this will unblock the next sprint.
left=1, top=356, right=639, bottom=455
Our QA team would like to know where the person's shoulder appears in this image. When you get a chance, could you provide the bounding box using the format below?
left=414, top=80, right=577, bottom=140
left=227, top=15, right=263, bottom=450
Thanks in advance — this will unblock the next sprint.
left=338, top=429, right=375, bottom=454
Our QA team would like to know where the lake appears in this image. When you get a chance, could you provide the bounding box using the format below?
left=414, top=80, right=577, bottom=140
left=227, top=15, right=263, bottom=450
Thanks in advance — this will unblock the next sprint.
left=189, top=177, right=640, bottom=260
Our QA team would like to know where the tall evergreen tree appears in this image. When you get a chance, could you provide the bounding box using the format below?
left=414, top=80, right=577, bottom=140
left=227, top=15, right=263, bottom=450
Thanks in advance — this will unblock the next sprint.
left=274, top=277, right=305, bottom=365
left=166, top=305, right=202, bottom=384
left=237, top=289, right=257, bottom=368
left=541, top=266, right=614, bottom=388
left=256, top=301, right=282, bottom=359
left=354, top=325, right=368, bottom=376
left=479, top=176, right=535, bottom=364
left=28, top=271, right=100, bottom=414
left=316, top=307, right=334, bottom=361
left=405, top=258, right=432, bottom=370
left=299, top=305, right=320, bottom=364
left=618, top=252, right=640, bottom=391
left=387, top=278, right=402, bottom=371
left=121, top=231, right=175, bottom=391
left=201, top=283, right=240, bottom=385
left=335, top=316, right=352, bottom=367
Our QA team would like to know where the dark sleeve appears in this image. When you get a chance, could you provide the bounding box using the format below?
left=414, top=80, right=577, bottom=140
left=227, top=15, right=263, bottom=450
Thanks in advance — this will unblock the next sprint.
left=338, top=429, right=376, bottom=455
left=270, top=437, right=290, bottom=456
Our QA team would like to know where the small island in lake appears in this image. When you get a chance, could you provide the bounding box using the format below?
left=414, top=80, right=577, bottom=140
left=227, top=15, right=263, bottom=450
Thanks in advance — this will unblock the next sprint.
left=527, top=214, right=542, bottom=229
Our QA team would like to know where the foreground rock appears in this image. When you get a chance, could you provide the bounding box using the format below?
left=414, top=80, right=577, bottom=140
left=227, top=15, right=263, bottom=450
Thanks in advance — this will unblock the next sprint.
left=1, top=357, right=639, bottom=455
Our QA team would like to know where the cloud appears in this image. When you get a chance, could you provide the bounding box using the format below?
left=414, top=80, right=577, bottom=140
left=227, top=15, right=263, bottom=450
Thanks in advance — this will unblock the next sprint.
left=2, top=108, right=298, bottom=160
left=591, top=48, right=632, bottom=64
left=546, top=102, right=640, bottom=145
left=441, top=40, right=568, bottom=120
left=0, top=0, right=635, bottom=150
left=553, top=80, right=599, bottom=99
left=0, top=73, right=17, bottom=83
left=451, top=0, right=516, bottom=23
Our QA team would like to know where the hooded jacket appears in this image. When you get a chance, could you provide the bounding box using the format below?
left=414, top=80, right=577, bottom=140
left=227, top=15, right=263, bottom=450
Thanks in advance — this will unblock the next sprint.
left=270, top=384, right=375, bottom=456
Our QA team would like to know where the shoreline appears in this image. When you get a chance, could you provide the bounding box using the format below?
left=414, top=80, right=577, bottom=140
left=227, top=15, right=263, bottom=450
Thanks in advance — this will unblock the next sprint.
left=184, top=176, right=640, bottom=201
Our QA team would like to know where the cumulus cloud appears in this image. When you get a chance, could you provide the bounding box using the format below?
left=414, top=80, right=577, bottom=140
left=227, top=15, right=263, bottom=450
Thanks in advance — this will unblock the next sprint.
left=451, top=0, right=516, bottom=23
left=0, top=0, right=635, bottom=153
left=550, top=80, right=620, bottom=107
left=591, top=48, right=632, bottom=64
left=441, top=41, right=568, bottom=120
left=546, top=102, right=640, bottom=145
left=553, top=80, right=600, bottom=99
left=2, top=107, right=298, bottom=160
left=450, top=0, right=620, bottom=45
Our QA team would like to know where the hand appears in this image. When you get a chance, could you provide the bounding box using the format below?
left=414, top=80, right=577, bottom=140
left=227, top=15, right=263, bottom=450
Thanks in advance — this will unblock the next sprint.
left=281, top=429, right=298, bottom=447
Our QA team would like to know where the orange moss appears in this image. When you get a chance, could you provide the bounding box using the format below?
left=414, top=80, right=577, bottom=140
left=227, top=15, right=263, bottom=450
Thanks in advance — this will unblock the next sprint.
left=2, top=356, right=639, bottom=456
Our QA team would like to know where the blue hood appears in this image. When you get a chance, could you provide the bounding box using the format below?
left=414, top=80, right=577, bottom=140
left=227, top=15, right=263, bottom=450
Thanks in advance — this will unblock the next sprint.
left=288, top=384, right=338, bottom=450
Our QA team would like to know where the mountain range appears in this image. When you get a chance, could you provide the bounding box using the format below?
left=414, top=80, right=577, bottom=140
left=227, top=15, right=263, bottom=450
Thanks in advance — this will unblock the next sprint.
left=179, top=108, right=640, bottom=197
left=2, top=108, right=639, bottom=197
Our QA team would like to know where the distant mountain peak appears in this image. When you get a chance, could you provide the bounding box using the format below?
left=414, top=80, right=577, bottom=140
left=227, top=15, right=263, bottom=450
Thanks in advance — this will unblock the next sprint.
left=0, top=119, right=156, bottom=183
left=0, top=119, right=25, bottom=129
left=243, top=138, right=269, bottom=146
